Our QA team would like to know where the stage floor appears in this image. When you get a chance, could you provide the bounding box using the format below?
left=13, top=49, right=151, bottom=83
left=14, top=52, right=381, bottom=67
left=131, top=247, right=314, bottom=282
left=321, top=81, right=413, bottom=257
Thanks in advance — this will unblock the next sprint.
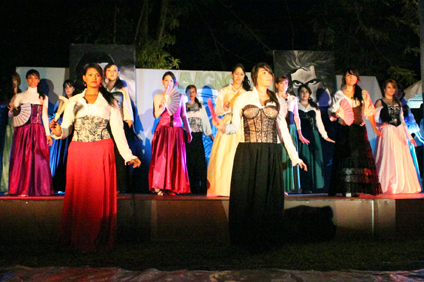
left=1, top=193, right=424, bottom=244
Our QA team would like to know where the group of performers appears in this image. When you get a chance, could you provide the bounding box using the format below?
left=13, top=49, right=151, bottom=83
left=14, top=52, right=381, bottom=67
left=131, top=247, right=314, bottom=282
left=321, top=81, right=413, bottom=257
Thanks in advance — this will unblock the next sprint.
left=0, top=63, right=422, bottom=251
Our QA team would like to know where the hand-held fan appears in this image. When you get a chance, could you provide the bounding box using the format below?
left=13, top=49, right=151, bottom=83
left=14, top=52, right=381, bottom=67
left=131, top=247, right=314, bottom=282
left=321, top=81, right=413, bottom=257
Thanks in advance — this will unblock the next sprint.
left=165, top=88, right=181, bottom=116
left=12, top=103, right=31, bottom=127
left=207, top=98, right=218, bottom=123
left=338, top=98, right=354, bottom=125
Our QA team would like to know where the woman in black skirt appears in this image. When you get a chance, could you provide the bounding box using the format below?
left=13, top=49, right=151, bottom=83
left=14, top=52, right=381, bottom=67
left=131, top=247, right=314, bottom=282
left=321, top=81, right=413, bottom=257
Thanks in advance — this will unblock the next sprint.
left=328, top=68, right=382, bottom=197
left=214, top=62, right=307, bottom=248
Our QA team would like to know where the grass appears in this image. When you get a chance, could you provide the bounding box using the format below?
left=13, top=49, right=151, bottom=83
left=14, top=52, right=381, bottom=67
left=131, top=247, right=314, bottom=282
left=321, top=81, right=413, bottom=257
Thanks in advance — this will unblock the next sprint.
left=1, top=238, right=424, bottom=272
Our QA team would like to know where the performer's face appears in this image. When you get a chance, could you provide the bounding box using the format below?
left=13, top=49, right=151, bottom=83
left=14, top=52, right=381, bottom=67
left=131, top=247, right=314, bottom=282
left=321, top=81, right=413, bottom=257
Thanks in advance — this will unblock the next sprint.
left=64, top=84, right=75, bottom=97
left=290, top=65, right=321, bottom=100
left=83, top=68, right=102, bottom=88
left=162, top=75, right=174, bottom=90
left=256, top=68, right=273, bottom=88
left=384, top=83, right=397, bottom=97
left=26, top=75, right=40, bottom=88
left=344, top=72, right=358, bottom=86
left=275, top=79, right=289, bottom=97
left=186, top=87, right=197, bottom=101
left=105, top=65, right=119, bottom=82
left=232, top=67, right=245, bottom=86
left=299, top=86, right=311, bottom=102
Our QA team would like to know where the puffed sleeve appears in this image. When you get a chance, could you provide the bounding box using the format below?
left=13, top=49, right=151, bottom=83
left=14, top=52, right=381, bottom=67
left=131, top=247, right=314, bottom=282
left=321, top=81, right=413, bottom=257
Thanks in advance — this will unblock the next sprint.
left=201, top=106, right=212, bottom=136
left=42, top=96, right=50, bottom=136
left=215, top=88, right=228, bottom=116
left=224, top=92, right=244, bottom=135
left=315, top=108, right=328, bottom=139
left=291, top=96, right=301, bottom=130
left=53, top=98, right=76, bottom=139
left=120, top=87, right=134, bottom=122
left=180, top=96, right=192, bottom=135
left=54, top=96, right=69, bottom=121
left=328, top=91, right=345, bottom=121
left=276, top=97, right=302, bottom=165
left=109, top=100, right=137, bottom=163
left=362, top=90, right=376, bottom=120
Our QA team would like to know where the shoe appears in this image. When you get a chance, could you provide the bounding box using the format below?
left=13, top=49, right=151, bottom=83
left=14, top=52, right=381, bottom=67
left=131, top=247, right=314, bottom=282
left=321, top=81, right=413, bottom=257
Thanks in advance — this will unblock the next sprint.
left=157, top=191, right=165, bottom=196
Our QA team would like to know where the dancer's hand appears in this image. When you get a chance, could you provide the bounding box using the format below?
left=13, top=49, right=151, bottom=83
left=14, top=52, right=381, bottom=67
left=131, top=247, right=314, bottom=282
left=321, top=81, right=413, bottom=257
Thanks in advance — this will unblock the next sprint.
left=324, top=137, right=335, bottom=143
left=46, top=135, right=53, bottom=146
left=128, top=157, right=141, bottom=168
left=297, top=160, right=307, bottom=171
left=373, top=127, right=383, bottom=138
left=187, top=132, right=192, bottom=143
left=410, top=138, right=417, bottom=147
left=299, top=133, right=310, bottom=144
left=223, top=101, right=230, bottom=112
left=49, top=120, right=62, bottom=137
left=212, top=117, right=226, bottom=133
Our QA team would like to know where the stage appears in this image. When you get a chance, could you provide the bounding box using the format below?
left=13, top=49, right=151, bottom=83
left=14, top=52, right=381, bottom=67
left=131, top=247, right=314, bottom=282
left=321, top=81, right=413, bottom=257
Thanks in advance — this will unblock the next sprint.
left=1, top=193, right=424, bottom=244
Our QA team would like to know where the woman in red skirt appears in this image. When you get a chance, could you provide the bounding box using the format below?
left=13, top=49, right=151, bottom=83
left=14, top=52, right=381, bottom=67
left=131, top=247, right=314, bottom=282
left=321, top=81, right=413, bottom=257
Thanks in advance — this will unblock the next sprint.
left=50, top=63, right=140, bottom=252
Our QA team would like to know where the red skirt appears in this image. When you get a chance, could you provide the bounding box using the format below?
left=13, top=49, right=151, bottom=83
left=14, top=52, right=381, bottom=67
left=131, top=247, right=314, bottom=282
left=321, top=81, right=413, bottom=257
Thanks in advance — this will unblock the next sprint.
left=148, top=125, right=190, bottom=193
left=59, top=139, right=116, bottom=252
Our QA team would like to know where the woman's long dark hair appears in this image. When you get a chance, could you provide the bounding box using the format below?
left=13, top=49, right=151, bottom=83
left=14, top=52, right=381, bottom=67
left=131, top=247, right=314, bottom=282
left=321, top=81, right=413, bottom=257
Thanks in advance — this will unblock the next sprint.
left=383, top=79, right=401, bottom=106
left=232, top=63, right=251, bottom=91
left=185, top=85, right=202, bottom=108
left=83, top=63, right=115, bottom=106
left=63, top=79, right=75, bottom=98
left=251, top=62, right=279, bottom=111
left=104, top=64, right=125, bottom=90
left=26, top=69, right=45, bottom=99
left=298, top=84, right=319, bottom=109
left=341, top=68, right=363, bottom=105
left=162, top=71, right=177, bottom=85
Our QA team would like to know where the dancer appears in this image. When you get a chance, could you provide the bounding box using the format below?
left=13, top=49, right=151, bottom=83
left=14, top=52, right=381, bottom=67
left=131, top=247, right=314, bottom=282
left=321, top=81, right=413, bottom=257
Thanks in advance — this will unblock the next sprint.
left=328, top=68, right=382, bottom=197
left=214, top=62, right=307, bottom=248
left=9, top=69, right=53, bottom=196
left=104, top=64, right=135, bottom=193
left=49, top=80, right=74, bottom=192
left=1, top=72, right=20, bottom=194
left=275, top=75, right=309, bottom=194
left=374, top=79, right=421, bottom=194
left=149, top=71, right=192, bottom=196
left=207, top=63, right=250, bottom=197
left=297, top=84, right=334, bottom=193
left=185, top=85, right=213, bottom=194
left=50, top=63, right=140, bottom=252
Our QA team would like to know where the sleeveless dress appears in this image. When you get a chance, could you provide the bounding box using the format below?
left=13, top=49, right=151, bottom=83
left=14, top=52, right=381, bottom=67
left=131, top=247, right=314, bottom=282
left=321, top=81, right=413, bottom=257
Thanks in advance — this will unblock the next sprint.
left=374, top=99, right=421, bottom=194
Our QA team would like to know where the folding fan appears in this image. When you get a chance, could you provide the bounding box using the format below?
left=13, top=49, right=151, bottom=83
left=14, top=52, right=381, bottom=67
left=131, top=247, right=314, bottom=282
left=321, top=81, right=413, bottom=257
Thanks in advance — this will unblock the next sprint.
left=338, top=98, right=354, bottom=125
left=165, top=88, right=181, bottom=115
left=12, top=103, right=31, bottom=127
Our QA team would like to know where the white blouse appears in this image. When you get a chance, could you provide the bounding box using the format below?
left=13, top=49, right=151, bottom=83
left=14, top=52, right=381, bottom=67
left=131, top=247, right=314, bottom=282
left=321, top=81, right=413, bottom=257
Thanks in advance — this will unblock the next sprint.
left=13, top=86, right=50, bottom=136
left=55, top=90, right=136, bottom=163
left=298, top=103, right=329, bottom=139
left=186, top=104, right=212, bottom=136
left=329, top=90, right=376, bottom=123
left=225, top=87, right=302, bottom=165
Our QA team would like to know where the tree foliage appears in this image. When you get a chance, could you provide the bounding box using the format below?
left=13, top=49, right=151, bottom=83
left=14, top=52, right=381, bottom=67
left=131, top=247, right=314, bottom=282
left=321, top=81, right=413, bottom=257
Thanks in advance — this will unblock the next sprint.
left=309, top=0, right=420, bottom=86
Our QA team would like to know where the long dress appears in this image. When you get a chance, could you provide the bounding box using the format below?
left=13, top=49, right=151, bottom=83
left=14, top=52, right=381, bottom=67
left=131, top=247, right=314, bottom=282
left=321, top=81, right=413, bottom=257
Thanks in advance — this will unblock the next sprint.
left=298, top=103, right=329, bottom=192
left=9, top=87, right=52, bottom=196
left=374, top=99, right=421, bottom=194
left=225, top=88, right=302, bottom=247
left=49, top=96, right=69, bottom=192
left=328, top=90, right=381, bottom=196
left=56, top=90, right=136, bottom=252
left=207, top=85, right=246, bottom=197
left=186, top=103, right=212, bottom=194
left=0, top=105, right=13, bottom=193
left=149, top=93, right=191, bottom=194
left=107, top=86, right=134, bottom=193
left=282, top=95, right=301, bottom=193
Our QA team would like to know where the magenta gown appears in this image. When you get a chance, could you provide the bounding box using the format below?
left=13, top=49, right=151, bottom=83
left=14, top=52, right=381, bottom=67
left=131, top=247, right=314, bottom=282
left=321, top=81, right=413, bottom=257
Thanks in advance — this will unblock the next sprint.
left=9, top=104, right=53, bottom=196
left=149, top=105, right=190, bottom=194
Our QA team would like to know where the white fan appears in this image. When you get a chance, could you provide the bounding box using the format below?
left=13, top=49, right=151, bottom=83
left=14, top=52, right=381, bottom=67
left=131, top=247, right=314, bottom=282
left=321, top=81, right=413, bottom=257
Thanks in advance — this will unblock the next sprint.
left=12, top=103, right=31, bottom=127
left=165, top=88, right=181, bottom=115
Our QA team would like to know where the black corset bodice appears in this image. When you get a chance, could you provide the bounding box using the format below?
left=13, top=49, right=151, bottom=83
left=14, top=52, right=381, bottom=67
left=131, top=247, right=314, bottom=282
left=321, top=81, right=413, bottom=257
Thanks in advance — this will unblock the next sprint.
left=242, top=105, right=278, bottom=143
left=299, top=110, right=317, bottom=131
left=286, top=111, right=295, bottom=125
left=379, top=99, right=401, bottom=126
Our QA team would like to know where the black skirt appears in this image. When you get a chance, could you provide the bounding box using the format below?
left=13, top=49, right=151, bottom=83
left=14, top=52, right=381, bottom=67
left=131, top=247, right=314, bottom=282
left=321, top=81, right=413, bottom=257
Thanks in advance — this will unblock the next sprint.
left=229, top=142, right=285, bottom=246
left=329, top=123, right=381, bottom=196
left=186, top=132, right=207, bottom=194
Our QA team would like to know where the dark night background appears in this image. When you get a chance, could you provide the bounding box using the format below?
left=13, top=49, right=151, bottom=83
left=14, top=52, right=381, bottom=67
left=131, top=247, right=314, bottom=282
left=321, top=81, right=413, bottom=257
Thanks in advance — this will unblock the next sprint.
left=0, top=0, right=421, bottom=85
